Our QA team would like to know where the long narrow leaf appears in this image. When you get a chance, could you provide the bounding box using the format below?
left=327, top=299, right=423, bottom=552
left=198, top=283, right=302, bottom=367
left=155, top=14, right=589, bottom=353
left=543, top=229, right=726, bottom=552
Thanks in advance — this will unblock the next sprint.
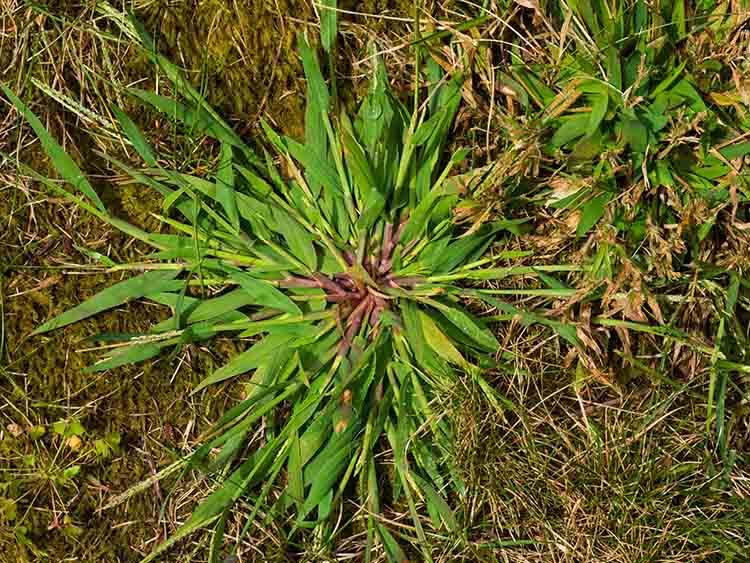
left=216, top=143, right=240, bottom=232
left=34, top=270, right=181, bottom=335
left=2, top=84, right=106, bottom=212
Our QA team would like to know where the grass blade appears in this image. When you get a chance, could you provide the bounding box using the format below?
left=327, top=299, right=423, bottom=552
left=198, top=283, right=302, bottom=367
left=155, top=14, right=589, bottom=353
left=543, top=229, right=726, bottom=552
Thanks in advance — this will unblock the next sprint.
left=111, top=104, right=157, bottom=167
left=34, top=270, right=181, bottom=335
left=419, top=311, right=467, bottom=367
left=217, top=143, right=240, bottom=232
left=225, top=267, right=302, bottom=315
left=577, top=193, right=612, bottom=236
left=431, top=300, right=498, bottom=352
left=2, top=83, right=106, bottom=212
left=271, top=207, right=318, bottom=272
left=319, top=0, right=337, bottom=54
left=193, top=332, right=296, bottom=393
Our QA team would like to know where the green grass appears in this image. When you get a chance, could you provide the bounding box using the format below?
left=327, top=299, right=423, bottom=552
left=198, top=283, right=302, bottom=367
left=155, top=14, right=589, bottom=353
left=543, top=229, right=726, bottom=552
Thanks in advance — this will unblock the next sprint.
left=1, top=0, right=749, bottom=562
left=5, top=7, right=537, bottom=562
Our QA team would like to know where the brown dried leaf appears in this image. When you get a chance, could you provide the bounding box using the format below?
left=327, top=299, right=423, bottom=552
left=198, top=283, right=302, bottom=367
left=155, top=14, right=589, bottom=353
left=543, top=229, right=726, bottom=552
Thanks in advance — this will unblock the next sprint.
left=614, top=326, right=632, bottom=359
left=513, top=0, right=540, bottom=10
left=647, top=295, right=664, bottom=325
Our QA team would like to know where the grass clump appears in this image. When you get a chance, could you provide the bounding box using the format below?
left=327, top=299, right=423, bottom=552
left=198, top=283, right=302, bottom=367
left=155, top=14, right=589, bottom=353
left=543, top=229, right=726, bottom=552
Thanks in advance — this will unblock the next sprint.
left=444, top=1, right=750, bottom=560
left=1, top=6, right=552, bottom=562
left=466, top=0, right=750, bottom=449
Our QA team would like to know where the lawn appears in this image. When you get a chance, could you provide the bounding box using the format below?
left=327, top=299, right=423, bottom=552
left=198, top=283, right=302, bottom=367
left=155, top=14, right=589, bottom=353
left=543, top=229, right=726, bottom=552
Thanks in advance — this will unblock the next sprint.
left=1, top=1, right=749, bottom=562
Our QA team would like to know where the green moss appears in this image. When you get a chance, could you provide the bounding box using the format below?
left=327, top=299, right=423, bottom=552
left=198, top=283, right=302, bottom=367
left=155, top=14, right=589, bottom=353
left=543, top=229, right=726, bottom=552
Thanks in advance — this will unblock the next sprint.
left=0, top=193, right=216, bottom=559
left=133, top=0, right=313, bottom=135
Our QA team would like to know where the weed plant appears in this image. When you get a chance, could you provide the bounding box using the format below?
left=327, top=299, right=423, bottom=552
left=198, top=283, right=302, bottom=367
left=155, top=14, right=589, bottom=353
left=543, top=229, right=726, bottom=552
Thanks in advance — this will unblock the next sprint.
left=0, top=7, right=565, bottom=562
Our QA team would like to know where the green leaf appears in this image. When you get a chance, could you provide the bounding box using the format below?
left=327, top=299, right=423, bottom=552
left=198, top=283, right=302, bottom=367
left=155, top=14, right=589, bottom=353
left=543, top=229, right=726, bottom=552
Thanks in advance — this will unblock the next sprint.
left=719, top=142, right=750, bottom=161
left=550, top=114, right=590, bottom=148
left=299, top=439, right=353, bottom=520
left=577, top=193, right=612, bottom=236
left=570, top=0, right=599, bottom=36
left=620, top=117, right=648, bottom=153
left=671, top=78, right=707, bottom=112
left=34, top=269, right=181, bottom=334
left=235, top=164, right=272, bottom=197
left=376, top=523, right=408, bottom=563
left=287, top=433, right=305, bottom=509
left=193, top=332, right=297, bottom=393
left=412, top=474, right=457, bottom=532
left=298, top=37, right=329, bottom=113
left=432, top=232, right=494, bottom=273
left=419, top=311, right=466, bottom=367
left=149, top=292, right=245, bottom=326
left=52, top=421, right=66, bottom=435
left=111, top=104, right=157, bottom=167
left=216, top=143, right=239, bottom=232
left=209, top=512, right=228, bottom=563
left=672, top=0, right=686, bottom=36
left=63, top=466, right=81, bottom=480
left=298, top=410, right=332, bottom=466
left=413, top=107, right=445, bottom=146
left=140, top=440, right=277, bottom=563
left=476, top=294, right=581, bottom=347
left=513, top=67, right=557, bottom=108
left=129, top=17, right=260, bottom=165
left=286, top=137, right=341, bottom=198
left=86, top=339, right=174, bottom=372
left=473, top=370, right=516, bottom=412
left=129, top=89, right=246, bottom=150
left=651, top=61, right=687, bottom=98
left=434, top=302, right=498, bottom=352
left=208, top=430, right=249, bottom=473
left=400, top=189, right=443, bottom=243
left=401, top=302, right=449, bottom=376
left=341, top=128, right=376, bottom=202
left=152, top=288, right=260, bottom=331
left=606, top=46, right=622, bottom=92
left=272, top=207, right=317, bottom=271
left=2, top=83, right=106, bottom=212
left=586, top=82, right=608, bottom=137
left=301, top=43, right=330, bottom=201
left=225, top=267, right=301, bottom=315
left=726, top=275, right=740, bottom=315
left=319, top=0, right=337, bottom=53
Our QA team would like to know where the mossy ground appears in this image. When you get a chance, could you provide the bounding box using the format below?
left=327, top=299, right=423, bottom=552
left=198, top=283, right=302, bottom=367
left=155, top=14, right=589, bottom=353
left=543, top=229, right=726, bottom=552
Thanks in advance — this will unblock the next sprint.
left=0, top=1, right=316, bottom=561
left=2, top=1, right=750, bottom=562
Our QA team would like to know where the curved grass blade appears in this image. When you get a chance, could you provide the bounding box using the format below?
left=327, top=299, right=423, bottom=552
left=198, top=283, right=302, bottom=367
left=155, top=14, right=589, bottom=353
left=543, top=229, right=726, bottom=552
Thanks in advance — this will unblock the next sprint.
left=151, top=289, right=260, bottom=332
left=224, top=267, right=301, bottom=315
left=128, top=16, right=262, bottom=167
left=111, top=103, right=157, bottom=167
left=85, top=338, right=176, bottom=372
left=192, top=332, right=297, bottom=393
left=140, top=439, right=283, bottom=563
left=271, top=207, right=318, bottom=272
left=128, top=89, right=243, bottom=149
left=419, top=310, right=467, bottom=367
left=430, top=300, right=498, bottom=352
left=298, top=435, right=355, bottom=521
left=33, top=269, right=181, bottom=335
left=216, top=143, right=240, bottom=232
left=2, top=83, right=106, bottom=212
